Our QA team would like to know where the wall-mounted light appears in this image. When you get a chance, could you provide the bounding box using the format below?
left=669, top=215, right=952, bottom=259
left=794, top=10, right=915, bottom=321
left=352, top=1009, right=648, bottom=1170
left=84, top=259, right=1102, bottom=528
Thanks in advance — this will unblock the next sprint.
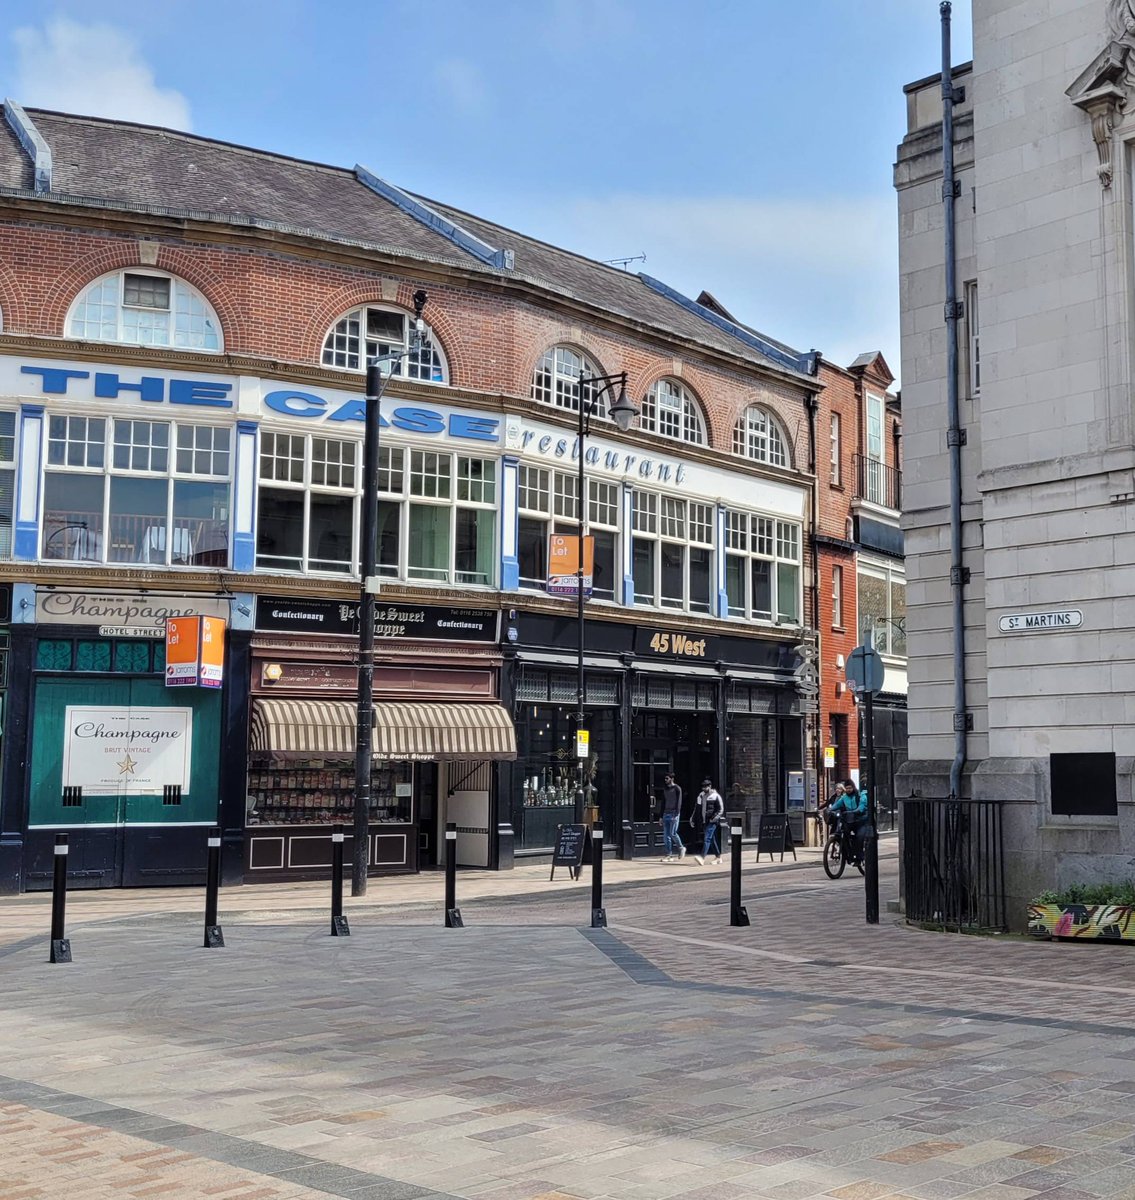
left=836, top=654, right=845, bottom=670
left=263, top=663, right=284, bottom=682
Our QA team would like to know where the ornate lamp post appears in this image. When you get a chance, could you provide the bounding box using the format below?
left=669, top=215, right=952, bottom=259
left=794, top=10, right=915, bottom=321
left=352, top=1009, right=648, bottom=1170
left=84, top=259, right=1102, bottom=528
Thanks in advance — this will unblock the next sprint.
left=573, top=371, right=638, bottom=826
left=353, top=289, right=428, bottom=896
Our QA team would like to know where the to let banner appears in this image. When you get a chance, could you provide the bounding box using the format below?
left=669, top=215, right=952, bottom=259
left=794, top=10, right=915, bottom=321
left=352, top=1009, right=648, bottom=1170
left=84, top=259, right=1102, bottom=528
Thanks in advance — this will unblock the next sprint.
left=165, top=615, right=227, bottom=687
left=546, top=534, right=594, bottom=599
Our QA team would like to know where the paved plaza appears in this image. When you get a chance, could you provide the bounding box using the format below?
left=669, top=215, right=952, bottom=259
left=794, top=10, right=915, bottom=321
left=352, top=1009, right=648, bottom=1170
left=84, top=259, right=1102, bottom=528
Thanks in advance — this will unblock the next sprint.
left=5, top=844, right=1135, bottom=1200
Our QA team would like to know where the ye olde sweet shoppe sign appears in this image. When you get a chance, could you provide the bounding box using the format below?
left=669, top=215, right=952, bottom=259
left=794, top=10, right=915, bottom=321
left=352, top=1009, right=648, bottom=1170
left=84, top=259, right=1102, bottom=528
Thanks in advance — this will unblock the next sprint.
left=62, top=706, right=193, bottom=795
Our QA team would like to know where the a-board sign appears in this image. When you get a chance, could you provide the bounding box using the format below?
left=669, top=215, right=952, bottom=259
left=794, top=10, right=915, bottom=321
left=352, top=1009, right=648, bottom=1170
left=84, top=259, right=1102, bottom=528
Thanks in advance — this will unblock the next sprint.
left=550, top=823, right=591, bottom=880
left=756, top=812, right=797, bottom=863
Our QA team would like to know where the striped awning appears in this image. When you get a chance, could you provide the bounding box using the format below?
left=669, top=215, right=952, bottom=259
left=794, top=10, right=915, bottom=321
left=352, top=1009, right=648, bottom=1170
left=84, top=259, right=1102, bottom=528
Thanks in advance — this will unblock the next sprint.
left=250, top=699, right=516, bottom=761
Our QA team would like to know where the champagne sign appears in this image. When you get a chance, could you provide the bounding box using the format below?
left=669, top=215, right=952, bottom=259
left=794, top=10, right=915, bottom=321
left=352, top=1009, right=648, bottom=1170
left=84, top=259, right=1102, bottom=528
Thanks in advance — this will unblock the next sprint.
left=62, top=706, right=193, bottom=795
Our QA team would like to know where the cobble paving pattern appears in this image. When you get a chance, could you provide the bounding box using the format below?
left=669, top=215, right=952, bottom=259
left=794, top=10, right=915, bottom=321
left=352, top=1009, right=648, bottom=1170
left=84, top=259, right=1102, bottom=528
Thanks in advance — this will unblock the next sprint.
left=4, top=845, right=1135, bottom=1198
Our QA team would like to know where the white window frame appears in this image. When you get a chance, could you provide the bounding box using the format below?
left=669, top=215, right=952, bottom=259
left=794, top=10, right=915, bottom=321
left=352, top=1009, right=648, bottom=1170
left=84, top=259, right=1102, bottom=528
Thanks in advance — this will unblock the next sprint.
left=530, top=346, right=609, bottom=419
left=832, top=564, right=843, bottom=629
left=723, top=509, right=802, bottom=624
left=43, top=415, right=232, bottom=566
left=732, top=406, right=790, bottom=468
left=320, top=304, right=448, bottom=382
left=630, top=491, right=714, bottom=613
left=640, top=378, right=706, bottom=445
left=66, top=269, right=223, bottom=352
left=830, top=412, right=841, bottom=485
left=865, top=392, right=885, bottom=505
left=857, top=559, right=906, bottom=659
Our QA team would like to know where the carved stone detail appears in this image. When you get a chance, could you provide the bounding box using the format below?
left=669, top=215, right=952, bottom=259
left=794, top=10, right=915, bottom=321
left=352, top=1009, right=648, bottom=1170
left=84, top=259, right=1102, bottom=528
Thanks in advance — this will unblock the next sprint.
left=1066, top=39, right=1130, bottom=189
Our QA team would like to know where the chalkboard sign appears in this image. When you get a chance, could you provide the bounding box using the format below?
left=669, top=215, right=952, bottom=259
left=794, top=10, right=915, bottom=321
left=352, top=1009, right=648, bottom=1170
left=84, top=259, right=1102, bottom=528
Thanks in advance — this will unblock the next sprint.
left=550, top=823, right=591, bottom=880
left=756, top=813, right=796, bottom=863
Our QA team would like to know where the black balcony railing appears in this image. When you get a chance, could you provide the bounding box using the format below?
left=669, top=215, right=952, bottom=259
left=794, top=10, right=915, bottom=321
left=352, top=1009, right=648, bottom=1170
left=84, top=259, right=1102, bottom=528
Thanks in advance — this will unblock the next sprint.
left=853, top=453, right=902, bottom=510
left=902, top=798, right=1006, bottom=932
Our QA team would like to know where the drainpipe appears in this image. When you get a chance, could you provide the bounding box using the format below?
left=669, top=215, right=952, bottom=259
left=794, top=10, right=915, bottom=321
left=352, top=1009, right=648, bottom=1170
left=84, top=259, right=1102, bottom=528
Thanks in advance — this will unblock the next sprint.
left=941, top=1, right=967, bottom=798
left=804, top=388, right=822, bottom=790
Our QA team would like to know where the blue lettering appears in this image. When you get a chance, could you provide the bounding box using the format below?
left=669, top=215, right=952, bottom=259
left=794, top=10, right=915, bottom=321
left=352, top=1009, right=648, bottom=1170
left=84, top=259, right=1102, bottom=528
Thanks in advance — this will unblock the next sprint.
left=20, top=366, right=89, bottom=394
left=328, top=399, right=367, bottom=423
left=522, top=431, right=536, bottom=449
left=538, top=435, right=553, bottom=453
left=94, top=373, right=164, bottom=402
left=448, top=414, right=499, bottom=442
left=571, top=437, right=581, bottom=461
left=623, top=454, right=637, bottom=473
left=585, top=446, right=600, bottom=465
left=657, top=464, right=672, bottom=482
left=554, top=438, right=568, bottom=458
left=264, top=389, right=327, bottom=418
left=604, top=451, right=620, bottom=469
left=638, top=460, right=654, bottom=478
left=168, top=380, right=233, bottom=409
left=676, top=464, right=687, bottom=484
left=391, top=407, right=445, bottom=434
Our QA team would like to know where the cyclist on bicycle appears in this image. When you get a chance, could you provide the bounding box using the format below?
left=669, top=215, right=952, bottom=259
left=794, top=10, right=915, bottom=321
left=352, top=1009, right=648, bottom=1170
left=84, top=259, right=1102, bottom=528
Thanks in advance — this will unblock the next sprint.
left=827, top=780, right=867, bottom=863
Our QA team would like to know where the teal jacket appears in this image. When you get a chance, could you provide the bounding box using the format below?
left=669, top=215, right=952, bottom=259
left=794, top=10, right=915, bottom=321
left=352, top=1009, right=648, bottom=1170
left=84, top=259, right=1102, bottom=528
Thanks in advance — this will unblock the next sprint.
left=830, top=789, right=867, bottom=817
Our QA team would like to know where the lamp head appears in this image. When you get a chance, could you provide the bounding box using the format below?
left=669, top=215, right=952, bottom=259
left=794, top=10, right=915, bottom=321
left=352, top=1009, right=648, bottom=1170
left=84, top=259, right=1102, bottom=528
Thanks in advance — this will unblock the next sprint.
left=607, top=375, right=638, bottom=432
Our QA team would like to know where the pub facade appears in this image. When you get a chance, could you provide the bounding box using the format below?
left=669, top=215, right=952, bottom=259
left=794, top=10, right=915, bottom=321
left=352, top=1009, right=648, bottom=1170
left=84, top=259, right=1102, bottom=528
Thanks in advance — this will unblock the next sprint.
left=0, top=102, right=832, bottom=890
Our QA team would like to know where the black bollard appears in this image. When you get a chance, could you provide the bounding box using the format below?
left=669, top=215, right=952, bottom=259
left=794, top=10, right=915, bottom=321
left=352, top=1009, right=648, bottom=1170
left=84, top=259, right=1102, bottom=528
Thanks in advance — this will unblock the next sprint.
left=49, top=834, right=71, bottom=963
left=729, top=823, right=750, bottom=926
left=331, top=826, right=350, bottom=936
left=203, top=827, right=224, bottom=948
left=444, top=821, right=463, bottom=927
left=590, top=826, right=606, bottom=928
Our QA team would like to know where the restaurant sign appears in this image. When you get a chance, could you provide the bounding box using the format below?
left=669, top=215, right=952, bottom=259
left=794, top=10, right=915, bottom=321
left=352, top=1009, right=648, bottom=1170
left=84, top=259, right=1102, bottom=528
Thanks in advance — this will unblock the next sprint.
left=634, top=626, right=720, bottom=661
left=62, top=705, right=193, bottom=795
left=256, top=597, right=498, bottom=642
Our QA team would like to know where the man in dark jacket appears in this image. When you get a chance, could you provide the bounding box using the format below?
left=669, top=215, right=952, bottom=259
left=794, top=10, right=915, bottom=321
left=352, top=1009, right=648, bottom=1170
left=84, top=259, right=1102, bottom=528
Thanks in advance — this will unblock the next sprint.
left=659, top=773, right=686, bottom=862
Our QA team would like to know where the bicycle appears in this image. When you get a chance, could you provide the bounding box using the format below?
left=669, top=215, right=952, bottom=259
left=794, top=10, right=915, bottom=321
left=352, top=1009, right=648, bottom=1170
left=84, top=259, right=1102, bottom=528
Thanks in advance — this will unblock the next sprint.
left=823, top=812, right=866, bottom=880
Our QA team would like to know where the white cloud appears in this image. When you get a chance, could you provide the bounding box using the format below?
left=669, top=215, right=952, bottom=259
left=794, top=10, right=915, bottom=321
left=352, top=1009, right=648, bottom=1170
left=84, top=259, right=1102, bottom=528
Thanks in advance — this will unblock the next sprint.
left=10, top=18, right=191, bottom=130
left=432, top=58, right=489, bottom=117
left=504, top=191, right=902, bottom=380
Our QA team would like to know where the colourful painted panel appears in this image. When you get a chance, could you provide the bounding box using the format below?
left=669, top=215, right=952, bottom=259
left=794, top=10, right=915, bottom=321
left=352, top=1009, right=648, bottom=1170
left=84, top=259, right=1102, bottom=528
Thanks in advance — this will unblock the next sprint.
left=1028, top=902, right=1135, bottom=941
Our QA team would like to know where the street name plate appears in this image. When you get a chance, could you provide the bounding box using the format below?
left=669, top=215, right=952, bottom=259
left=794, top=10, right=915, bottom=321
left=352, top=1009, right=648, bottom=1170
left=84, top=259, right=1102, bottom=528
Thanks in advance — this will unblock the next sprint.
left=998, top=609, right=1082, bottom=633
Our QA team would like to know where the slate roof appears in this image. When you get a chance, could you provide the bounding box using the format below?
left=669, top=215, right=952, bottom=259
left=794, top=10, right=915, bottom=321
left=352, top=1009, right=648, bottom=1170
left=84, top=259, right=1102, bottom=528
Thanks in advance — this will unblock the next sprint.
left=1, top=106, right=815, bottom=383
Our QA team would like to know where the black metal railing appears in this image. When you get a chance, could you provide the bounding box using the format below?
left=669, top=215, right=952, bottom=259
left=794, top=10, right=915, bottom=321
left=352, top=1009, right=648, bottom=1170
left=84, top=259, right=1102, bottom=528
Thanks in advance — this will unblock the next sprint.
left=902, top=798, right=1005, bottom=931
left=853, top=453, right=902, bottom=510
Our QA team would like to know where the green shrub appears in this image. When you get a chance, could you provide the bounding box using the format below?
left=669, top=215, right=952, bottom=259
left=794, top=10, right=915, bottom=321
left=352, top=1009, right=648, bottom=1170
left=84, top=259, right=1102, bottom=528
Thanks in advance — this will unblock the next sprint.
left=1033, top=880, right=1135, bottom=907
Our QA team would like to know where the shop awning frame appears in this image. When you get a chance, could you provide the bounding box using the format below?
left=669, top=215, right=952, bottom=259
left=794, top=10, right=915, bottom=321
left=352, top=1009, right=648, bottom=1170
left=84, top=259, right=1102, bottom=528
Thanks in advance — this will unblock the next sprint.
left=250, top=698, right=517, bottom=761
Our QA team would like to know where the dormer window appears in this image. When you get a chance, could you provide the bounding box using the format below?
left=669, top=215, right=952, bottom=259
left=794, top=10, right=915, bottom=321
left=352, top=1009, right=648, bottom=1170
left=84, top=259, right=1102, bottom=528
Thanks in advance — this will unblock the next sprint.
left=67, top=270, right=222, bottom=351
left=321, top=305, right=447, bottom=382
left=732, top=406, right=790, bottom=468
left=640, top=379, right=706, bottom=444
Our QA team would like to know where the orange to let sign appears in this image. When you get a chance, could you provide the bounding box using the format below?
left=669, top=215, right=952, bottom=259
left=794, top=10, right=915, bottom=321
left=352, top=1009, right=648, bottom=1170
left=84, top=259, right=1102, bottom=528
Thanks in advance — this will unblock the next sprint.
left=165, top=616, right=201, bottom=687
left=546, top=534, right=594, bottom=598
left=199, top=616, right=226, bottom=689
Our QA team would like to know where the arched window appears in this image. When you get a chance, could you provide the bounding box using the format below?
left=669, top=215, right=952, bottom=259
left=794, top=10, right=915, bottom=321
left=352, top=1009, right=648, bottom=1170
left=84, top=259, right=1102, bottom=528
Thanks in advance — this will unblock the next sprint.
left=640, top=378, right=706, bottom=445
left=531, top=345, right=607, bottom=417
left=320, top=304, right=447, bottom=382
left=67, top=270, right=222, bottom=351
left=733, top=406, right=790, bottom=468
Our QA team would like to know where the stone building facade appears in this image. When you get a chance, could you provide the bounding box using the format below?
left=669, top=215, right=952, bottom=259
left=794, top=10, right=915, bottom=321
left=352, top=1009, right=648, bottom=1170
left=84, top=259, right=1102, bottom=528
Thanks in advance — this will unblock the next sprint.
left=895, top=0, right=1135, bottom=920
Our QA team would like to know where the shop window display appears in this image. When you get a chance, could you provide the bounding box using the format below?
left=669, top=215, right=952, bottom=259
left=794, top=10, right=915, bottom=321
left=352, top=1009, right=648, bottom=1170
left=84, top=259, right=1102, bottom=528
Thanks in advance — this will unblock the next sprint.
left=246, top=759, right=413, bottom=826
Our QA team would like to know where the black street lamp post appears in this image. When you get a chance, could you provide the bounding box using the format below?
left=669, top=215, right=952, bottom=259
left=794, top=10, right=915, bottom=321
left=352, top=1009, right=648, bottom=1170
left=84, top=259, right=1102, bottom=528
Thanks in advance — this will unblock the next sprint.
left=352, top=289, right=428, bottom=896
left=574, top=371, right=638, bottom=825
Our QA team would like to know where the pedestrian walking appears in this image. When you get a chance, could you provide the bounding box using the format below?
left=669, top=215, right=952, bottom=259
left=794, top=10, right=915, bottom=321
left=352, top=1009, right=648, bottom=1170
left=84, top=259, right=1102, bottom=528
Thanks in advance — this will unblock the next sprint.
left=692, top=777, right=725, bottom=865
left=658, top=773, right=686, bottom=862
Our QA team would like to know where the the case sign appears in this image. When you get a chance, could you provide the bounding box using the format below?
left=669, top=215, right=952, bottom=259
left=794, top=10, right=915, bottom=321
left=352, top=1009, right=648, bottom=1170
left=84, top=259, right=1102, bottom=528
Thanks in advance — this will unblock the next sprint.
left=62, top=706, right=193, bottom=795
left=165, top=616, right=226, bottom=687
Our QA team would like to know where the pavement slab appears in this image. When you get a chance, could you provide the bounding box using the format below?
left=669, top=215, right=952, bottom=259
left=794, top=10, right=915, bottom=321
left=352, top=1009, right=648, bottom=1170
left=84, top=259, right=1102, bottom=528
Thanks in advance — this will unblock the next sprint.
left=5, top=847, right=1135, bottom=1197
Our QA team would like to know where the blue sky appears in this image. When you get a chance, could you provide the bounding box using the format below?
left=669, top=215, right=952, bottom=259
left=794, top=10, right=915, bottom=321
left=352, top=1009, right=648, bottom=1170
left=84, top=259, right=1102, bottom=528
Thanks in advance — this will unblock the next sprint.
left=0, top=1, right=972, bottom=378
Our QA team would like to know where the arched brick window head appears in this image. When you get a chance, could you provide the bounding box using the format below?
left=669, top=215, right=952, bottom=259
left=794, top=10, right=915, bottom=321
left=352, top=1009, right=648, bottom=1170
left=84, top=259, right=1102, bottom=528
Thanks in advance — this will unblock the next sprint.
left=67, top=270, right=222, bottom=352
left=640, top=378, right=706, bottom=445
left=321, top=304, right=447, bottom=382
left=732, top=405, right=790, bottom=468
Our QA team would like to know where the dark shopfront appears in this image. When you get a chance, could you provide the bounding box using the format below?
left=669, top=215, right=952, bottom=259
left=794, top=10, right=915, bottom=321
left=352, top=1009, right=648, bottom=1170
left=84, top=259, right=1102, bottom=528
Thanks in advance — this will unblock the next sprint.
left=243, top=597, right=514, bottom=883
left=502, top=612, right=805, bottom=859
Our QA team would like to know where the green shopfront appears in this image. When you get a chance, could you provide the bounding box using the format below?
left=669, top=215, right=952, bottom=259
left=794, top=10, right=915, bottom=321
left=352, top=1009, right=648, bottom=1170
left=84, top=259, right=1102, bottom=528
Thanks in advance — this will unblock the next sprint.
left=2, top=587, right=229, bottom=890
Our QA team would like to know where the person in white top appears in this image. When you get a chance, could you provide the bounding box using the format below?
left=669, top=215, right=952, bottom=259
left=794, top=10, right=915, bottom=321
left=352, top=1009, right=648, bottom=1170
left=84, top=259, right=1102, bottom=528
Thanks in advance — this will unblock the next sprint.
left=692, top=778, right=725, bottom=865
